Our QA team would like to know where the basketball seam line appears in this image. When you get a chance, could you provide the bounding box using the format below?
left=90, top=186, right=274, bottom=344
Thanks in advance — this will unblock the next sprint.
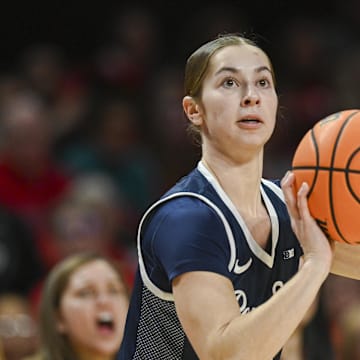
left=292, top=166, right=360, bottom=174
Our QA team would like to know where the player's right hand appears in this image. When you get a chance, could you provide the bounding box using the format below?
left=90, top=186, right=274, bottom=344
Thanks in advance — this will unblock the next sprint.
left=281, top=171, right=334, bottom=278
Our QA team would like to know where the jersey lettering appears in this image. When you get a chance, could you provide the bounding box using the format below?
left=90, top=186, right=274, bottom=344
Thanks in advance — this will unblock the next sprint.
left=235, top=280, right=284, bottom=314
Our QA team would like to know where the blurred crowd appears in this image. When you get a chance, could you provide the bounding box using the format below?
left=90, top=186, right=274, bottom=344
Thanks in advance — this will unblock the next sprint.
left=0, top=2, right=360, bottom=359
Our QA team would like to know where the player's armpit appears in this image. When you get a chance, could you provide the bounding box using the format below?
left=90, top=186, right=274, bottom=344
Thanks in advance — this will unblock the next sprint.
left=331, top=242, right=360, bottom=280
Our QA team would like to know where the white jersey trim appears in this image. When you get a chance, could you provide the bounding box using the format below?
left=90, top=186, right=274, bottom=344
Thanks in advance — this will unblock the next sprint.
left=261, top=178, right=285, bottom=203
left=198, top=162, right=285, bottom=268
left=137, top=191, right=237, bottom=302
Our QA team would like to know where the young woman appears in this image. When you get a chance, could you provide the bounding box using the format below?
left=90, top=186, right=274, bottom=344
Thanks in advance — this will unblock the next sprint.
left=118, top=34, right=360, bottom=360
left=25, top=253, right=129, bottom=360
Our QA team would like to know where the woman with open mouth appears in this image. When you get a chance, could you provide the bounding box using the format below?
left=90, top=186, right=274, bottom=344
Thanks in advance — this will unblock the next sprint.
left=24, top=252, right=129, bottom=360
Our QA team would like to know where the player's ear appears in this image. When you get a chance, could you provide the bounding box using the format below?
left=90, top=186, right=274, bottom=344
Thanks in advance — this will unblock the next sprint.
left=182, top=96, right=203, bottom=126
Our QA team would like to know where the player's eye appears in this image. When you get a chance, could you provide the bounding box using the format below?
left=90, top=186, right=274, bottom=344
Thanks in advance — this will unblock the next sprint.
left=222, top=78, right=238, bottom=88
left=258, top=78, right=270, bottom=88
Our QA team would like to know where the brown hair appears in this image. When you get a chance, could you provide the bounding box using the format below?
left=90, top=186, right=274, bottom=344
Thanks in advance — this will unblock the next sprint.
left=184, top=33, right=275, bottom=142
left=36, top=252, right=126, bottom=360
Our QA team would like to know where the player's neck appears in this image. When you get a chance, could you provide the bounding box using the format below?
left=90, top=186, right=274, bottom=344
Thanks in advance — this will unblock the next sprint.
left=201, top=155, right=263, bottom=216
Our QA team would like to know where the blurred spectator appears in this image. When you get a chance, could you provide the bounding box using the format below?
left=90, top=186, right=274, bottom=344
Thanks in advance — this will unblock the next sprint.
left=19, top=44, right=65, bottom=104
left=29, top=173, right=136, bottom=310
left=24, top=252, right=129, bottom=360
left=263, top=16, right=343, bottom=179
left=322, top=274, right=360, bottom=359
left=338, top=302, right=360, bottom=360
left=0, top=205, right=43, bottom=296
left=281, top=291, right=334, bottom=359
left=333, top=46, right=360, bottom=110
left=59, top=97, right=162, bottom=232
left=0, top=75, right=26, bottom=105
left=52, top=173, right=135, bottom=281
left=144, top=66, right=199, bottom=188
left=51, top=70, right=92, bottom=154
left=0, top=90, right=71, bottom=266
left=18, top=43, right=94, bottom=156
left=93, top=5, right=160, bottom=97
left=0, top=294, right=39, bottom=360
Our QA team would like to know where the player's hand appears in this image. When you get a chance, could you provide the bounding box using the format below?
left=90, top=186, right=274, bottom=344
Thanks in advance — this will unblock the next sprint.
left=281, top=171, right=334, bottom=276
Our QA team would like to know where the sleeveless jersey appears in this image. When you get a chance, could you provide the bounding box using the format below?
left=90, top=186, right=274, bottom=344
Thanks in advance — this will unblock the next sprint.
left=117, top=162, right=302, bottom=359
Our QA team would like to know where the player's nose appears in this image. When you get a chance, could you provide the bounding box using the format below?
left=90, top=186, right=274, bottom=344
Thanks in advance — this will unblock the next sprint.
left=241, top=85, right=260, bottom=107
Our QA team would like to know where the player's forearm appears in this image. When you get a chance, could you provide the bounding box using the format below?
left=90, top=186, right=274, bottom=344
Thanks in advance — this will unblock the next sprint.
left=211, top=259, right=328, bottom=360
left=331, top=242, right=360, bottom=279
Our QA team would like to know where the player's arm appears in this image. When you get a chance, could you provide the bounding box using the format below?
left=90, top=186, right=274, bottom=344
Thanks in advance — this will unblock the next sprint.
left=172, top=173, right=333, bottom=359
left=331, top=243, right=360, bottom=280
left=173, top=259, right=328, bottom=359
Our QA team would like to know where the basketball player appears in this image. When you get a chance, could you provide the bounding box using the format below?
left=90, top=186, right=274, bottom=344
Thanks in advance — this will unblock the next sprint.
left=117, top=34, right=360, bottom=359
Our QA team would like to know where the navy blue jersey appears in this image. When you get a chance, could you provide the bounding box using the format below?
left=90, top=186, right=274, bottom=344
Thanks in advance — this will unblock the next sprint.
left=118, top=162, right=302, bottom=359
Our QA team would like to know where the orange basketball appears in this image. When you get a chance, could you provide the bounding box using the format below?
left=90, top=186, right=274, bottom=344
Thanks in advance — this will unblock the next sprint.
left=292, top=109, right=360, bottom=244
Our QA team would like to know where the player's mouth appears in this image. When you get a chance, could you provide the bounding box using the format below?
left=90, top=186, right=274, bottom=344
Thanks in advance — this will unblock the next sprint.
left=237, top=115, right=263, bottom=128
left=237, top=115, right=263, bottom=124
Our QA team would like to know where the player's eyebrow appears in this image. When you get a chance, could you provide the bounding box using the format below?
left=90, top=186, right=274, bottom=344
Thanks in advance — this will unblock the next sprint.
left=214, top=66, right=272, bottom=76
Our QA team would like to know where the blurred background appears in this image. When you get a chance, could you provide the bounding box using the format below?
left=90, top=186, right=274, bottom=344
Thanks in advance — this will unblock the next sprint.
left=0, top=1, right=359, bottom=359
